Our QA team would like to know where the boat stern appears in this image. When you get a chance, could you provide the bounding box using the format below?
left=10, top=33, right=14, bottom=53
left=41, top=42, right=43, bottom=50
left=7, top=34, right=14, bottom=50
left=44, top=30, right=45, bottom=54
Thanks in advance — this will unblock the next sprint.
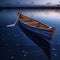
left=51, top=28, right=55, bottom=39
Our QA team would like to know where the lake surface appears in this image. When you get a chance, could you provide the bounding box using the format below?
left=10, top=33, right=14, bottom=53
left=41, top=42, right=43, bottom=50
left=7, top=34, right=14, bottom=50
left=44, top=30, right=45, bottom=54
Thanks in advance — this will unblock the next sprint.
left=0, top=9, right=60, bottom=60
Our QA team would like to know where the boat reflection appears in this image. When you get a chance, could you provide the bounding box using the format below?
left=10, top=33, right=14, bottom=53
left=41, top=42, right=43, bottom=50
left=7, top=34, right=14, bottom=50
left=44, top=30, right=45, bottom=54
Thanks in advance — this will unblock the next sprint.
left=18, top=23, right=52, bottom=60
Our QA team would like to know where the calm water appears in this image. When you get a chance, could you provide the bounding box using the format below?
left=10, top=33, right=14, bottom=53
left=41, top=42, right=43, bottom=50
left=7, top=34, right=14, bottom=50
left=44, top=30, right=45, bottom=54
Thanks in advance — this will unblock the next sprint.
left=0, top=9, right=60, bottom=60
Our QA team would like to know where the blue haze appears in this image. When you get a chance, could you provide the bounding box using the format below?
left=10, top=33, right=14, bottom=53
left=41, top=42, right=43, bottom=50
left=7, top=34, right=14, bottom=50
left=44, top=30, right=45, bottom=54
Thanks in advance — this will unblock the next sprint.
left=0, top=9, right=60, bottom=60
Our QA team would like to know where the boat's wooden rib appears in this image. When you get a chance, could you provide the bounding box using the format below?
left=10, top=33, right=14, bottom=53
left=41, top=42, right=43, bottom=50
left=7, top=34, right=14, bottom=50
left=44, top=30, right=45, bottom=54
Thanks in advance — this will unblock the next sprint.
left=18, top=12, right=55, bottom=40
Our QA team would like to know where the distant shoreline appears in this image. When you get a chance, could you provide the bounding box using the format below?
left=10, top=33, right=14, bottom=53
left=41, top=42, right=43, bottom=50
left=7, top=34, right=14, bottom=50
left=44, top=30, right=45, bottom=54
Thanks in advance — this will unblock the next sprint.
left=0, top=6, right=60, bottom=9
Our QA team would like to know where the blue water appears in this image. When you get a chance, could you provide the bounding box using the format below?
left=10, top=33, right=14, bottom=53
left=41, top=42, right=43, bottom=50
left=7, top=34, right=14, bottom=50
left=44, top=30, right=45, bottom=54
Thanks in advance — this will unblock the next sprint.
left=0, top=9, right=60, bottom=60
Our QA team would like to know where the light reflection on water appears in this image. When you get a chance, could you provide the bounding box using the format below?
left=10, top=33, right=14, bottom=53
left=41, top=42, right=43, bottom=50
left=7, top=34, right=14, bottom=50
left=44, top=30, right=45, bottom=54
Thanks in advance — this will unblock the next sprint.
left=0, top=9, right=60, bottom=60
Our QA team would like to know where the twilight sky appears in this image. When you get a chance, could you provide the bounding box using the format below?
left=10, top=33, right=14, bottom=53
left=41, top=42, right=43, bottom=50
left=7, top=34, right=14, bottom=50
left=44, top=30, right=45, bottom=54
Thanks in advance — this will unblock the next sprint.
left=0, top=0, right=60, bottom=5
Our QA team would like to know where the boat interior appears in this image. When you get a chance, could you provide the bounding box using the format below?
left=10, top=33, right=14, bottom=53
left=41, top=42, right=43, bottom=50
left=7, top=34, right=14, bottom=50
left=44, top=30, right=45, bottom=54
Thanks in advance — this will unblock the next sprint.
left=18, top=13, right=49, bottom=29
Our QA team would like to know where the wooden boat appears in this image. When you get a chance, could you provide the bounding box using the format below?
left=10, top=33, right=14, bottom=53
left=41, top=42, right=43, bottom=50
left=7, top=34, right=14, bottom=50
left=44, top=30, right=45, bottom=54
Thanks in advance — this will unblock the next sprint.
left=18, top=12, right=55, bottom=40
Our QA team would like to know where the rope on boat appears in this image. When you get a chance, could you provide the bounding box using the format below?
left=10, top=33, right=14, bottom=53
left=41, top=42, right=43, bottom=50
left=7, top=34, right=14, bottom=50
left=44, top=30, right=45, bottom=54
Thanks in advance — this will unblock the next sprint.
left=6, top=16, right=18, bottom=27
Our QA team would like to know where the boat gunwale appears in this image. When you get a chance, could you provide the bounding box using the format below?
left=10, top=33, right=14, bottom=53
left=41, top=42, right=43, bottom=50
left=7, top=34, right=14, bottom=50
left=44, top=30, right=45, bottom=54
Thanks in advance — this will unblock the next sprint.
left=18, top=13, right=54, bottom=31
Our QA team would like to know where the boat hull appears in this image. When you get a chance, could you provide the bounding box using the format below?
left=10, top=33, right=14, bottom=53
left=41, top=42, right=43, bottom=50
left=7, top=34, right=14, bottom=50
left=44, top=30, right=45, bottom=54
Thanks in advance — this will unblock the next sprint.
left=18, top=21, right=52, bottom=40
